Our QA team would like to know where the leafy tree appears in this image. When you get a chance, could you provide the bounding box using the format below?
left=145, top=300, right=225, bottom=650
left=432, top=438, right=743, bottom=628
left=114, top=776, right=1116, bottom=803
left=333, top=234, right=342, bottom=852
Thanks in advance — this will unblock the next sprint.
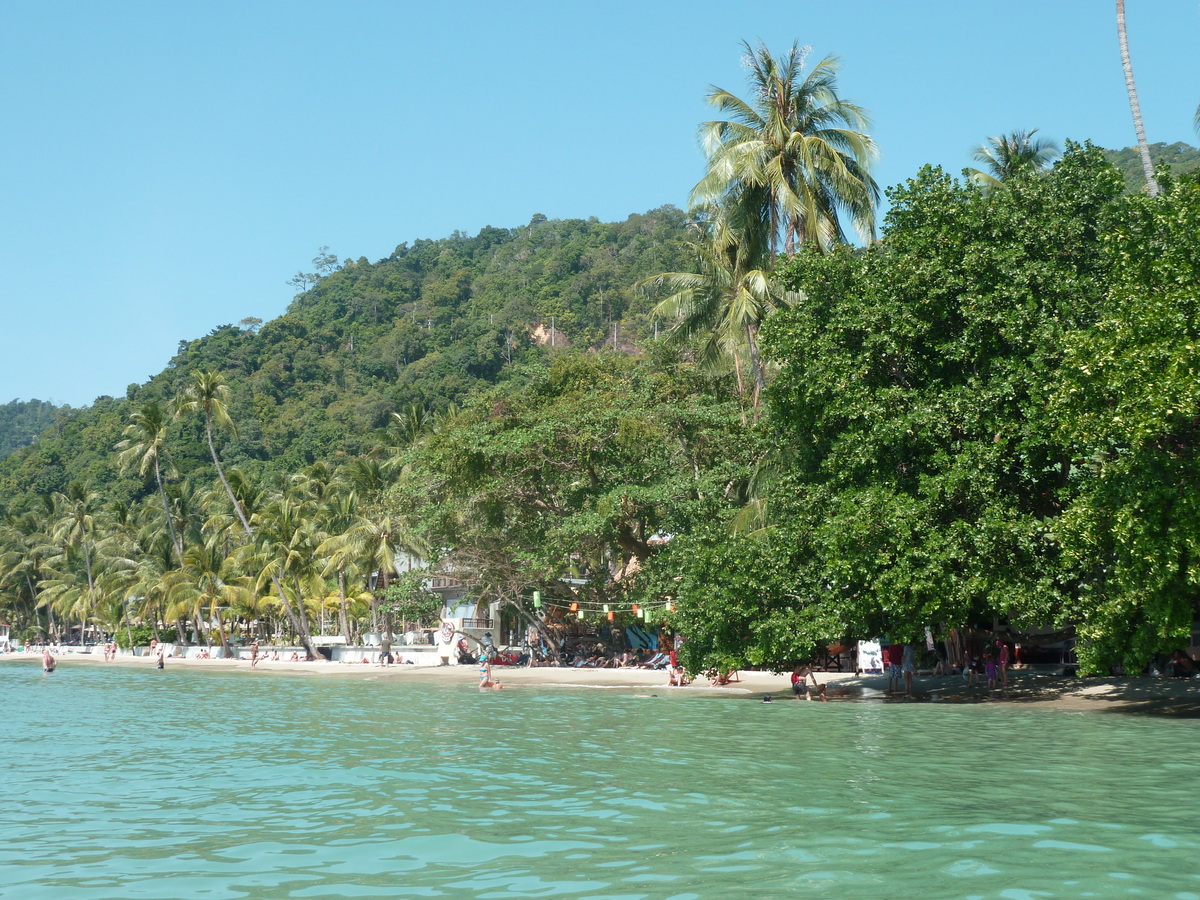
left=1053, top=172, right=1200, bottom=670
left=400, top=353, right=760, bottom=637
left=381, top=571, right=441, bottom=631
left=684, top=145, right=1126, bottom=668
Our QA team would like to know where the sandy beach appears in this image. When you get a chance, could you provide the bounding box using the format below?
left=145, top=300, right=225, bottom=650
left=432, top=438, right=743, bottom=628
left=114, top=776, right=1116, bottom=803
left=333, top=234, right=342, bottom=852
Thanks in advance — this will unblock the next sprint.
left=11, top=650, right=1200, bottom=715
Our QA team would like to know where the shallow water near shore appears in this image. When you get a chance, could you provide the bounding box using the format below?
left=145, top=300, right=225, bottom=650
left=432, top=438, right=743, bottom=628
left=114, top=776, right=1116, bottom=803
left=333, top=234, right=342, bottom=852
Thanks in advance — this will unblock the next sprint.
left=4, top=662, right=1199, bottom=899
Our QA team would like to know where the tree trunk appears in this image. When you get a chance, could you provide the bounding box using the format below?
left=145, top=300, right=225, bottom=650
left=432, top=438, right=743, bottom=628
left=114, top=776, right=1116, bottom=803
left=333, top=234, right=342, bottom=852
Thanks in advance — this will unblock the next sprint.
left=337, top=570, right=351, bottom=641
left=1117, top=0, right=1160, bottom=196
left=746, top=322, right=767, bottom=420
left=214, top=606, right=234, bottom=660
left=155, top=457, right=183, bottom=563
left=271, top=576, right=320, bottom=661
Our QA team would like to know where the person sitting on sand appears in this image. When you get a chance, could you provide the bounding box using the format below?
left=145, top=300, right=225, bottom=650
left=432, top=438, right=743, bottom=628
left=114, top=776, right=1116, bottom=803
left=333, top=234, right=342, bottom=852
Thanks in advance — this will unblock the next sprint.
left=1170, top=649, right=1198, bottom=677
left=668, top=665, right=689, bottom=686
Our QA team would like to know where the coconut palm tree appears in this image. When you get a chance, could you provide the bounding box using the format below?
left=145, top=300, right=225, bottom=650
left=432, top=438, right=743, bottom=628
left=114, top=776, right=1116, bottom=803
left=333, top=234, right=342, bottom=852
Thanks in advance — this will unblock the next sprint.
left=240, top=496, right=323, bottom=660
left=639, top=224, right=789, bottom=416
left=966, top=130, right=1060, bottom=193
left=320, top=509, right=429, bottom=641
left=1116, top=0, right=1160, bottom=196
left=692, top=41, right=879, bottom=256
left=116, top=401, right=183, bottom=562
left=0, top=508, right=54, bottom=639
left=175, top=370, right=254, bottom=535
left=165, top=537, right=248, bottom=659
left=48, top=483, right=107, bottom=642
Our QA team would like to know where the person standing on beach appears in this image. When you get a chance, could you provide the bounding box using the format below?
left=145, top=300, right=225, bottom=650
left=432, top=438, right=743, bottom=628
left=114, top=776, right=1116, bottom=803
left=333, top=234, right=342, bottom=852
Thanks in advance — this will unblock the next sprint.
left=885, top=642, right=902, bottom=692
left=997, top=640, right=1010, bottom=687
left=156, top=647, right=165, bottom=670
left=901, top=642, right=915, bottom=694
left=250, top=640, right=260, bottom=668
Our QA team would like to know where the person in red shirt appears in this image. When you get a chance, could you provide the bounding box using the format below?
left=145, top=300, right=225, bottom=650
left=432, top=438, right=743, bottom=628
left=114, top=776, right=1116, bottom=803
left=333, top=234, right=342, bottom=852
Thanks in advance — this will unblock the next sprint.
left=885, top=642, right=904, bottom=693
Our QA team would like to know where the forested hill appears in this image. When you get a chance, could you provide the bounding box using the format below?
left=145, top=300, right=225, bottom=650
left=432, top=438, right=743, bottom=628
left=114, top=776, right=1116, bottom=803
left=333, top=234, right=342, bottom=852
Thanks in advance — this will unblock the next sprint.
left=1104, top=141, right=1200, bottom=191
left=0, top=399, right=64, bottom=460
left=0, top=207, right=692, bottom=510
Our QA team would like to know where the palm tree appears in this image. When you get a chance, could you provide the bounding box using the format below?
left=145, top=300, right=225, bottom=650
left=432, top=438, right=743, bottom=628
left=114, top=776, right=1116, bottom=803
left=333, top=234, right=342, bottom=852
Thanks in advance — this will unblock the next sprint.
left=319, top=510, right=429, bottom=641
left=165, top=537, right=247, bottom=660
left=175, top=370, right=254, bottom=535
left=116, top=402, right=182, bottom=562
left=639, top=228, right=789, bottom=415
left=240, top=496, right=323, bottom=660
left=0, top=508, right=54, bottom=639
left=966, top=130, right=1059, bottom=193
left=1116, top=0, right=1160, bottom=196
left=49, top=483, right=107, bottom=642
left=692, top=41, right=879, bottom=256
left=313, top=481, right=364, bottom=642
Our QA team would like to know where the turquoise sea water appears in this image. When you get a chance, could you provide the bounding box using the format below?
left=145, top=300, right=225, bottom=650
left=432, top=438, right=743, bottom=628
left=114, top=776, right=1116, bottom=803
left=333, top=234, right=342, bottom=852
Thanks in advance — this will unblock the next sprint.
left=2, top=662, right=1199, bottom=899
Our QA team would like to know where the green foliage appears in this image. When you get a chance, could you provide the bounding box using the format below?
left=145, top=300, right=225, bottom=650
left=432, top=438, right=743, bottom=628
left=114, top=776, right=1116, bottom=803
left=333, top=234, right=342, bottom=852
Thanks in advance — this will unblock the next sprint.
left=115, top=625, right=156, bottom=648
left=1053, top=172, right=1200, bottom=672
left=652, top=143, right=1132, bottom=672
left=381, top=572, right=441, bottom=627
left=0, top=399, right=63, bottom=461
left=399, top=352, right=760, bottom=613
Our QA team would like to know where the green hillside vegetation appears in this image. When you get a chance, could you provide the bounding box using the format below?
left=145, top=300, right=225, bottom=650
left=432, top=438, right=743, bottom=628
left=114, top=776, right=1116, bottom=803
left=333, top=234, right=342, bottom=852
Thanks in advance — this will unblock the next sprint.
left=1104, top=141, right=1200, bottom=191
left=0, top=208, right=692, bottom=511
left=0, top=399, right=64, bottom=459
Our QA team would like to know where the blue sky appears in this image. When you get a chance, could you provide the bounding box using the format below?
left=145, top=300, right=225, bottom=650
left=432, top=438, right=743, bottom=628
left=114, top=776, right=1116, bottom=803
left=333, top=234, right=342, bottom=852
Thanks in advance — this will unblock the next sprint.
left=2, top=1, right=1197, bottom=407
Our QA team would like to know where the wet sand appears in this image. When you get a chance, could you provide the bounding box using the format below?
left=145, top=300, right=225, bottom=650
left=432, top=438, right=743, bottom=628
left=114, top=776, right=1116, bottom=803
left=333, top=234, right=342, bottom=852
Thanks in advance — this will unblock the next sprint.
left=9, top=651, right=1200, bottom=715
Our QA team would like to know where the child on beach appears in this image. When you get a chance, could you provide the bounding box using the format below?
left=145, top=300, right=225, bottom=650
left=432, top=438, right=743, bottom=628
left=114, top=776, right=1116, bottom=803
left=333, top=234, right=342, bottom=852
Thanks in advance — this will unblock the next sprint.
left=984, top=652, right=997, bottom=689
left=997, top=641, right=1010, bottom=687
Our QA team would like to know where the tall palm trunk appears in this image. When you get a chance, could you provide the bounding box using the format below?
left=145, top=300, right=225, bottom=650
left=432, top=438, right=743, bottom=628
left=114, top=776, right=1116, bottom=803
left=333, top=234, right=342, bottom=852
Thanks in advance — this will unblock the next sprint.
left=1117, top=0, right=1160, bottom=196
left=269, top=577, right=320, bottom=660
left=213, top=606, right=233, bottom=660
left=206, top=412, right=254, bottom=535
left=746, top=322, right=767, bottom=420
left=337, top=570, right=351, bottom=641
left=155, top=456, right=183, bottom=563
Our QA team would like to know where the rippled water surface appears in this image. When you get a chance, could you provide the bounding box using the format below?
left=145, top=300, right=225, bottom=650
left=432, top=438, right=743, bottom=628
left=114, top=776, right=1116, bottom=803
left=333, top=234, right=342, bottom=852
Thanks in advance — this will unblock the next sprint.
left=3, top=661, right=1200, bottom=899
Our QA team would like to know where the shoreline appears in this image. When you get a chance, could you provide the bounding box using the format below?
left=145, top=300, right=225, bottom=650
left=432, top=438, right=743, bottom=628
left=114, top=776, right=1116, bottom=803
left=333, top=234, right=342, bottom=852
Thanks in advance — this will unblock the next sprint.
left=7, top=651, right=1200, bottom=715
